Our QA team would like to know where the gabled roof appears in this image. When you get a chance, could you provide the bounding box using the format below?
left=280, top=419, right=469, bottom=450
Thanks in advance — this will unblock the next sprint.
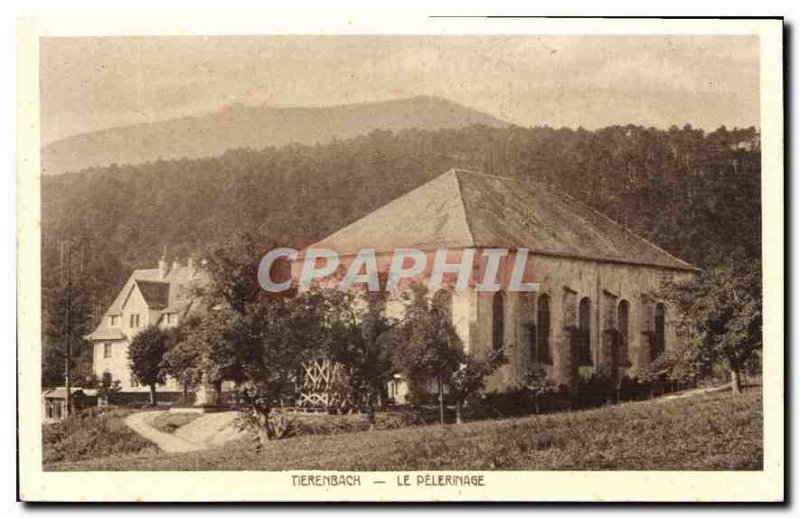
left=43, top=387, right=96, bottom=399
left=308, top=169, right=696, bottom=272
left=87, top=263, right=209, bottom=341
left=104, top=265, right=208, bottom=316
left=134, top=280, right=170, bottom=309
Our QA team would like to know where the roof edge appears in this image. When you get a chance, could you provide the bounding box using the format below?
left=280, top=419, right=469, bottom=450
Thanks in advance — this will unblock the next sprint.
left=549, top=187, right=698, bottom=271
left=451, top=169, right=477, bottom=247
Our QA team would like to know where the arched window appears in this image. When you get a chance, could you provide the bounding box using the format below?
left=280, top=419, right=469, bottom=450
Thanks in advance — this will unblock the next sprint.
left=492, top=292, right=505, bottom=351
left=618, top=300, right=630, bottom=366
left=578, top=297, right=592, bottom=365
left=653, top=303, right=666, bottom=358
left=432, top=289, right=453, bottom=322
left=535, top=294, right=551, bottom=364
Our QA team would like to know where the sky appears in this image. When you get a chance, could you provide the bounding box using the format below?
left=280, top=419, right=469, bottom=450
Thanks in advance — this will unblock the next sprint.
left=40, top=35, right=760, bottom=145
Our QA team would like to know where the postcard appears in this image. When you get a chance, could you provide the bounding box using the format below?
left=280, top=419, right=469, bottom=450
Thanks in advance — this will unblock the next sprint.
left=17, top=15, right=784, bottom=502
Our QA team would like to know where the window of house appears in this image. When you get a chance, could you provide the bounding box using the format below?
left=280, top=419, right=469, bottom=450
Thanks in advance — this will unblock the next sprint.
left=578, top=297, right=592, bottom=365
left=492, top=291, right=505, bottom=351
left=109, top=315, right=119, bottom=326
left=103, top=343, right=112, bottom=359
left=130, top=376, right=139, bottom=388
left=129, top=313, right=140, bottom=328
left=536, top=294, right=551, bottom=364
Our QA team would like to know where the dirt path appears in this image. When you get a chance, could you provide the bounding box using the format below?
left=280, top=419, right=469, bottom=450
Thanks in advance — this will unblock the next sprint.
left=173, top=411, right=242, bottom=447
left=124, top=411, right=204, bottom=453
left=127, top=385, right=733, bottom=454
left=657, top=384, right=730, bottom=402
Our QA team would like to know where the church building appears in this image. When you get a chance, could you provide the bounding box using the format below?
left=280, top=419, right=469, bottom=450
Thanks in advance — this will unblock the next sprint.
left=303, top=168, right=698, bottom=397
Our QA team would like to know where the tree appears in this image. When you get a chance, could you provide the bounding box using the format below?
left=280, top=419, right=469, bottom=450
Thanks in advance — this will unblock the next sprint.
left=128, top=325, right=170, bottom=405
left=661, top=255, right=762, bottom=394
left=160, top=317, right=205, bottom=395
left=234, top=292, right=330, bottom=446
left=448, top=349, right=507, bottom=424
left=391, top=286, right=464, bottom=425
left=522, top=364, right=556, bottom=414
left=179, top=233, right=326, bottom=445
left=40, top=236, right=126, bottom=388
left=344, top=289, right=396, bottom=426
left=305, top=281, right=398, bottom=426
left=96, top=371, right=122, bottom=405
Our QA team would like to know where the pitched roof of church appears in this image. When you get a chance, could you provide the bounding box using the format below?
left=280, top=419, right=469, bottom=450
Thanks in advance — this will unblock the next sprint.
left=308, top=169, right=696, bottom=271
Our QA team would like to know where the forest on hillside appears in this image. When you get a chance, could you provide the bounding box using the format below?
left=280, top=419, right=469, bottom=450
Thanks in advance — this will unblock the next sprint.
left=40, top=123, right=761, bottom=385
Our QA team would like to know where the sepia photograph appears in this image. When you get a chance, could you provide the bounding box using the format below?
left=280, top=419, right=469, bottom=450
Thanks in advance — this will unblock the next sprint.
left=16, top=14, right=784, bottom=502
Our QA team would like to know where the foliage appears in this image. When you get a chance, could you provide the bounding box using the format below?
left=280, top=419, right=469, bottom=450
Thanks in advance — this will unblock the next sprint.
left=41, top=124, right=762, bottom=389
left=160, top=318, right=205, bottom=392
left=95, top=371, right=122, bottom=404
left=48, top=388, right=763, bottom=471
left=575, top=373, right=617, bottom=408
left=41, top=238, right=126, bottom=388
left=308, top=285, right=397, bottom=421
left=127, top=325, right=170, bottom=404
left=42, top=406, right=156, bottom=464
left=448, top=349, right=507, bottom=423
left=389, top=287, right=465, bottom=423
left=235, top=383, right=299, bottom=447
left=267, top=411, right=297, bottom=440
left=523, top=365, right=558, bottom=413
left=660, top=254, right=762, bottom=393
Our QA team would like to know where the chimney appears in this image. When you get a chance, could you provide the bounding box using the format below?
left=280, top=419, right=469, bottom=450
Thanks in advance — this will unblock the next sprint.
left=158, top=246, right=168, bottom=280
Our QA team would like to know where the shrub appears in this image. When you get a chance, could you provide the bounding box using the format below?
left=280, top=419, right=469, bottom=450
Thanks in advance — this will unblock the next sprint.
left=617, top=376, right=652, bottom=401
left=96, top=372, right=122, bottom=405
left=523, top=366, right=558, bottom=414
left=575, top=373, right=615, bottom=408
left=267, top=411, right=297, bottom=440
left=42, top=407, right=156, bottom=464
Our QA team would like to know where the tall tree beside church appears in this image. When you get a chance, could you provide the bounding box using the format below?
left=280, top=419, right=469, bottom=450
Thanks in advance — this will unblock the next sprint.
left=660, top=254, right=762, bottom=393
left=390, top=287, right=464, bottom=424
left=313, top=284, right=396, bottom=426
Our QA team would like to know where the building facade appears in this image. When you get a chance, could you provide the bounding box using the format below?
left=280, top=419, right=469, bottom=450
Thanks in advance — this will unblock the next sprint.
left=301, top=169, right=698, bottom=399
left=86, top=256, right=207, bottom=394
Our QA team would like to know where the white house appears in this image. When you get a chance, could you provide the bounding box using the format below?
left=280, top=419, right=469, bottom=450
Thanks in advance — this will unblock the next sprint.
left=86, top=256, right=207, bottom=395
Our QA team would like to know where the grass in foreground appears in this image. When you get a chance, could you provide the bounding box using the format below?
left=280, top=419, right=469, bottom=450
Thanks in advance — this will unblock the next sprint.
left=43, top=407, right=157, bottom=464
left=46, top=388, right=762, bottom=471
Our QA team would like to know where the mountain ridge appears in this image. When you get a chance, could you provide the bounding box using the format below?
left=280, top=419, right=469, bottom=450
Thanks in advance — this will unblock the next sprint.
left=42, top=96, right=509, bottom=175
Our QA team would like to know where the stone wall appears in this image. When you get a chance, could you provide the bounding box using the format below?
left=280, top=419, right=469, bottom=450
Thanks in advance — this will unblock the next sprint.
left=468, top=253, right=695, bottom=392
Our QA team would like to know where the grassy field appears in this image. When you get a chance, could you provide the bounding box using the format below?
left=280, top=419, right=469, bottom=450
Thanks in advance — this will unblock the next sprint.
left=43, top=407, right=158, bottom=464
left=46, top=388, right=762, bottom=471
